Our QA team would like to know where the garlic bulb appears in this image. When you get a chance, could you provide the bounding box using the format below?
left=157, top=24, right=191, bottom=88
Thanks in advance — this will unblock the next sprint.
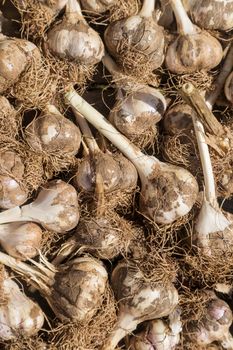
left=165, top=0, right=223, bottom=74
left=0, top=150, right=28, bottom=209
left=128, top=308, right=182, bottom=350
left=104, top=0, right=165, bottom=73
left=163, top=104, right=194, bottom=136
left=0, top=269, right=44, bottom=340
left=0, top=96, right=18, bottom=138
left=188, top=0, right=233, bottom=31
left=80, top=0, right=116, bottom=13
left=186, top=291, right=233, bottom=348
left=0, top=222, right=42, bottom=260
left=224, top=71, right=233, bottom=104
left=109, top=86, right=167, bottom=140
left=49, top=256, right=108, bottom=321
left=65, top=88, right=199, bottom=225
left=0, top=35, right=41, bottom=93
left=102, top=260, right=179, bottom=350
left=47, top=0, right=104, bottom=65
left=0, top=253, right=108, bottom=323
left=25, top=105, right=81, bottom=155
left=0, top=180, right=80, bottom=233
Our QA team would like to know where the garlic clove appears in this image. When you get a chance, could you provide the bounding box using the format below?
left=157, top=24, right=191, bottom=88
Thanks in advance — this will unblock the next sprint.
left=224, top=71, right=233, bottom=104
left=0, top=271, right=44, bottom=340
left=49, top=256, right=108, bottom=322
left=0, top=222, right=42, bottom=260
left=25, top=110, right=81, bottom=155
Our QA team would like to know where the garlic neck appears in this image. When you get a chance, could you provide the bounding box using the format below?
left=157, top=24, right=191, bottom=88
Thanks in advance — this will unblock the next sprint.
left=66, top=0, right=84, bottom=24
left=170, top=0, right=197, bottom=35
left=139, top=0, right=155, bottom=17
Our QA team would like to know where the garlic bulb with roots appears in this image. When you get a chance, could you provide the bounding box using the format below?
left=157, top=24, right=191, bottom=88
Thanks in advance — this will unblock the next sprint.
left=104, top=0, right=165, bottom=75
left=128, top=307, right=182, bottom=350
left=165, top=0, right=223, bottom=74
left=72, top=107, right=138, bottom=194
left=0, top=267, right=44, bottom=340
left=185, top=291, right=233, bottom=348
left=103, top=54, right=167, bottom=148
left=0, top=34, right=41, bottom=93
left=0, top=96, right=18, bottom=138
left=80, top=0, right=116, bottom=13
left=0, top=254, right=108, bottom=323
left=224, top=71, right=233, bottom=104
left=187, top=0, right=233, bottom=31
left=65, top=88, right=199, bottom=225
left=25, top=104, right=81, bottom=155
left=101, top=260, right=179, bottom=350
left=0, top=150, right=28, bottom=209
left=0, top=180, right=80, bottom=233
left=47, top=0, right=104, bottom=65
left=0, top=222, right=42, bottom=260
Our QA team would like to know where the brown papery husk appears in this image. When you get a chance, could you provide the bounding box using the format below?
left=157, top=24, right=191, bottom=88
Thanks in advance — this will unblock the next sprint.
left=12, top=0, right=57, bottom=41
left=109, top=0, right=140, bottom=22
left=50, top=283, right=117, bottom=350
left=8, top=54, right=58, bottom=111
left=44, top=49, right=96, bottom=97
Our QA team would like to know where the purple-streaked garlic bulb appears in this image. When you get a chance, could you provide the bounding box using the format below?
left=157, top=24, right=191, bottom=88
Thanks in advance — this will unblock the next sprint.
left=224, top=71, right=233, bottom=104
left=102, top=260, right=179, bottom=350
left=0, top=34, right=41, bottom=93
left=186, top=0, right=233, bottom=31
left=186, top=291, right=233, bottom=348
left=104, top=0, right=165, bottom=72
left=0, top=222, right=42, bottom=260
left=47, top=0, right=104, bottom=65
left=128, top=308, right=182, bottom=350
left=165, top=0, right=223, bottom=74
left=25, top=104, right=81, bottom=155
left=65, top=89, right=199, bottom=225
left=80, top=0, right=116, bottom=13
left=0, top=180, right=80, bottom=233
left=0, top=268, right=44, bottom=340
left=0, top=150, right=28, bottom=209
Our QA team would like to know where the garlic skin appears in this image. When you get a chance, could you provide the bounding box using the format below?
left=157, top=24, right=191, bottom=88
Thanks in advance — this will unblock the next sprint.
left=0, top=36, right=40, bottom=93
left=0, top=222, right=42, bottom=260
left=189, top=0, right=233, bottom=31
left=186, top=292, right=233, bottom=348
left=47, top=0, right=104, bottom=65
left=224, top=71, right=233, bottom=104
left=114, top=153, right=138, bottom=191
left=109, top=86, right=167, bottom=139
left=165, top=31, right=223, bottom=74
left=104, top=14, right=165, bottom=71
left=80, top=0, right=115, bottom=13
left=102, top=260, right=179, bottom=350
left=0, top=151, right=28, bottom=209
left=49, top=256, right=108, bottom=322
left=25, top=109, right=81, bottom=155
left=0, top=272, right=44, bottom=340
left=163, top=104, right=194, bottom=136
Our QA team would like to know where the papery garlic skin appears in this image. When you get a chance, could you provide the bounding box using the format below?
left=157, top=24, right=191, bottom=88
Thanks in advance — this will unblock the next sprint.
left=25, top=111, right=81, bottom=155
left=0, top=36, right=40, bottom=93
left=0, top=222, right=42, bottom=260
left=109, top=87, right=166, bottom=139
left=80, top=0, right=115, bottom=13
left=0, top=274, right=44, bottom=340
left=189, top=0, right=233, bottom=31
left=49, top=256, right=108, bottom=322
left=224, top=71, right=233, bottom=104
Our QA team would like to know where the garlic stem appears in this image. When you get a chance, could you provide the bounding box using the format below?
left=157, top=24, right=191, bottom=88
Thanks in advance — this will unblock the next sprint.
left=65, top=88, right=159, bottom=178
left=72, top=108, right=100, bottom=154
left=170, top=0, right=197, bottom=35
left=139, top=0, right=155, bottom=17
left=205, top=44, right=233, bottom=109
left=102, top=313, right=138, bottom=350
left=0, top=206, right=25, bottom=224
left=66, top=0, right=83, bottom=23
left=192, top=117, right=216, bottom=204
